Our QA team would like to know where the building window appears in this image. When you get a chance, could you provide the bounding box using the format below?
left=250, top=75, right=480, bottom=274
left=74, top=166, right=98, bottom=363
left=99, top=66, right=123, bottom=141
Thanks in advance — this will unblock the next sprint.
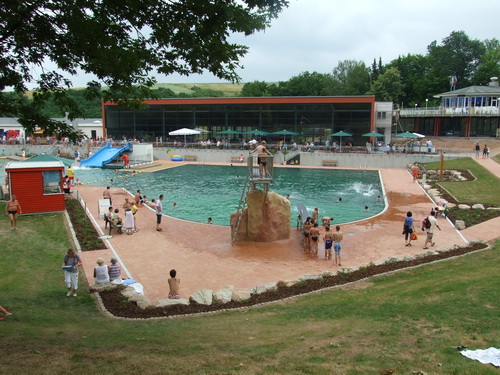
left=377, top=112, right=387, bottom=119
left=43, top=170, right=62, bottom=194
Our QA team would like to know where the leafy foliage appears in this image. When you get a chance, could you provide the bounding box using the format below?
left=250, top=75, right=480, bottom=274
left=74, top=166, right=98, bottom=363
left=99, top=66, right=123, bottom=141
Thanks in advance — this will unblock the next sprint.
left=0, top=0, right=288, bottom=137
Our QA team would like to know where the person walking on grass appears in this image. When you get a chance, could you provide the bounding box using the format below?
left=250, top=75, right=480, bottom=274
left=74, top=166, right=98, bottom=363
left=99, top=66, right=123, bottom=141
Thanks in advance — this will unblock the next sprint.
left=423, top=211, right=441, bottom=249
left=5, top=194, right=22, bottom=230
left=62, top=248, right=82, bottom=297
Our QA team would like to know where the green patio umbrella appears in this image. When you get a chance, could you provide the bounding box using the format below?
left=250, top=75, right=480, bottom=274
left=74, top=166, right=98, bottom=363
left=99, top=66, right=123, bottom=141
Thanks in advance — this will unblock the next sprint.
left=329, top=131, right=353, bottom=152
left=271, top=129, right=299, bottom=143
left=395, top=131, right=418, bottom=138
left=362, top=131, right=384, bottom=151
left=362, top=131, right=384, bottom=137
left=215, top=130, right=243, bottom=135
left=243, top=129, right=270, bottom=136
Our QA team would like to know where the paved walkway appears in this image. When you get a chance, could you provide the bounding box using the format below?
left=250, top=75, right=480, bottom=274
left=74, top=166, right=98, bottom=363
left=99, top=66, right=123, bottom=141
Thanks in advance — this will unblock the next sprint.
left=74, top=159, right=500, bottom=304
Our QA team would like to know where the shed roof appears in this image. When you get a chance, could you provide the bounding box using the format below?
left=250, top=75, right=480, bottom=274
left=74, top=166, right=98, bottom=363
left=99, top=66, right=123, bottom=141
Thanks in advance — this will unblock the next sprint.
left=6, top=161, right=65, bottom=170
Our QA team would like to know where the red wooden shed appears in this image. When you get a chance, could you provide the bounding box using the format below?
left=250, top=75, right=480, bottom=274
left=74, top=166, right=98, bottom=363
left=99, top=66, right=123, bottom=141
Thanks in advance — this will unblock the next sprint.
left=5, top=161, right=66, bottom=214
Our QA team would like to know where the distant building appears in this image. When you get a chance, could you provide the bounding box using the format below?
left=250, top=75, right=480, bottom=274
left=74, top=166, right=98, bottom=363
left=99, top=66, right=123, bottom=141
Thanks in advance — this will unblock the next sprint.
left=103, top=96, right=394, bottom=145
left=399, top=77, right=500, bottom=137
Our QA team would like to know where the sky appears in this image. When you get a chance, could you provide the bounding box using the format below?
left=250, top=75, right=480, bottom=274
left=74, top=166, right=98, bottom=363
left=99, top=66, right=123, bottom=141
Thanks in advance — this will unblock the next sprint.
left=65, top=0, right=500, bottom=87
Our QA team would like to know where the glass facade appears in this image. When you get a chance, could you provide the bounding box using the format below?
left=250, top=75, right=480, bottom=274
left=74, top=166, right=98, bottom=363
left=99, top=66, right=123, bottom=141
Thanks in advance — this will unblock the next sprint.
left=104, top=98, right=374, bottom=145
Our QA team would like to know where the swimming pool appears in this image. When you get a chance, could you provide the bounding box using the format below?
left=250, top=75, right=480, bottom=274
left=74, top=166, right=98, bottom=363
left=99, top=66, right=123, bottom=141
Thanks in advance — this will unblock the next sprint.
left=71, top=165, right=385, bottom=226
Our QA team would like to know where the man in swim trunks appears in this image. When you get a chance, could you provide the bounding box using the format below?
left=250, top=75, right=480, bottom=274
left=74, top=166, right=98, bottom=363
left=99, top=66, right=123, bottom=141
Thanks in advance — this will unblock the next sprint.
left=332, top=225, right=343, bottom=266
left=6, top=194, right=22, bottom=230
left=250, top=140, right=272, bottom=179
left=309, top=222, right=321, bottom=258
left=411, top=164, right=419, bottom=182
left=323, top=225, right=333, bottom=260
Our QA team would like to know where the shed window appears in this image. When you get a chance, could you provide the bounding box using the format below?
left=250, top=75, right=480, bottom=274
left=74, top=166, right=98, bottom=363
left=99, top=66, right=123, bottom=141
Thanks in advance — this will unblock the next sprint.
left=43, top=170, right=62, bottom=194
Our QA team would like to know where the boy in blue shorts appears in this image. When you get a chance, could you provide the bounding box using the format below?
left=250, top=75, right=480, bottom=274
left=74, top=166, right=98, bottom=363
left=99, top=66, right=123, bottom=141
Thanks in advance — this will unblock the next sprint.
left=333, top=225, right=343, bottom=266
left=323, top=226, right=333, bottom=260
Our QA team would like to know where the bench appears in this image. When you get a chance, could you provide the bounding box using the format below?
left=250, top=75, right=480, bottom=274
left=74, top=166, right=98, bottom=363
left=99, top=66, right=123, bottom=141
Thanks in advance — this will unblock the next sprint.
left=322, top=160, right=338, bottom=167
left=231, top=156, right=244, bottom=163
left=184, top=155, right=197, bottom=161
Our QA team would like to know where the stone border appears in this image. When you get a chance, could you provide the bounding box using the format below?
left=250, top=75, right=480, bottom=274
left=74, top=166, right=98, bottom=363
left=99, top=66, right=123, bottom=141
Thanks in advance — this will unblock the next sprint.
left=91, top=241, right=490, bottom=321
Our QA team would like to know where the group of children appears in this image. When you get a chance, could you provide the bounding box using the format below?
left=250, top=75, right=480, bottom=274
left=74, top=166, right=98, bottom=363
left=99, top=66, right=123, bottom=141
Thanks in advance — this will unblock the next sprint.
left=302, top=207, right=344, bottom=266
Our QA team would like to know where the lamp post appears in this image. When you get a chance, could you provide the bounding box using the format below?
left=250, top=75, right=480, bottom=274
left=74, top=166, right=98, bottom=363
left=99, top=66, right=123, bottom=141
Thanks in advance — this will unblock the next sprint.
left=425, top=98, right=428, bottom=114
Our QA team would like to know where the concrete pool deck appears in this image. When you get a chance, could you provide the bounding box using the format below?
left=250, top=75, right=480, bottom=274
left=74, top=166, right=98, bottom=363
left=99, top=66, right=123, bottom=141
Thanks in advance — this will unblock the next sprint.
left=76, top=162, right=498, bottom=304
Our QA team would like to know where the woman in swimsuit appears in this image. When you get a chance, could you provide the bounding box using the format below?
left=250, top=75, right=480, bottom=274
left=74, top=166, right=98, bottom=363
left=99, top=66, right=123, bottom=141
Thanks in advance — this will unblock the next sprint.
left=302, top=217, right=312, bottom=253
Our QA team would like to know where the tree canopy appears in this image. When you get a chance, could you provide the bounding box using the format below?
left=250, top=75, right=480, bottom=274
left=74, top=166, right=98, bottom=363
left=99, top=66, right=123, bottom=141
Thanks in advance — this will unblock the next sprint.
left=0, top=0, right=288, bottom=138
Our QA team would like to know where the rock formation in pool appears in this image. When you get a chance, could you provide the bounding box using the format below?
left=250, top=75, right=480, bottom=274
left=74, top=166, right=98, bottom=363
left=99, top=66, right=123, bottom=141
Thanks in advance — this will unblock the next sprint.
left=231, top=190, right=290, bottom=242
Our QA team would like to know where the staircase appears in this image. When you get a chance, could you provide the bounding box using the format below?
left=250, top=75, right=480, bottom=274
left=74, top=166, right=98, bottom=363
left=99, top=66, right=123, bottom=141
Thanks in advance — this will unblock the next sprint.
left=231, top=176, right=251, bottom=245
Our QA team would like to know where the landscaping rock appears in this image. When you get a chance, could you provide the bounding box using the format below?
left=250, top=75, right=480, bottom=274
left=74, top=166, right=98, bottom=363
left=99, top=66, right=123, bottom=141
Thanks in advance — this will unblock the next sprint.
left=446, top=202, right=456, bottom=208
left=156, top=298, right=189, bottom=307
left=458, top=204, right=471, bottom=210
left=252, top=282, right=278, bottom=294
left=299, top=274, right=322, bottom=281
left=472, top=203, right=485, bottom=210
left=121, top=286, right=138, bottom=298
left=486, top=207, right=500, bottom=210
left=90, top=282, right=117, bottom=292
left=232, top=290, right=252, bottom=302
left=339, top=266, right=358, bottom=273
left=213, top=285, right=235, bottom=304
left=129, top=294, right=151, bottom=309
left=280, top=279, right=301, bottom=287
left=189, top=289, right=213, bottom=305
left=455, top=220, right=466, bottom=230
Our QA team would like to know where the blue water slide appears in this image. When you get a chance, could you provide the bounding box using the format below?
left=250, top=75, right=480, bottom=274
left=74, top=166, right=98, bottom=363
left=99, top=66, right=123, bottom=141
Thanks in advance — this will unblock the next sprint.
left=80, top=142, right=131, bottom=168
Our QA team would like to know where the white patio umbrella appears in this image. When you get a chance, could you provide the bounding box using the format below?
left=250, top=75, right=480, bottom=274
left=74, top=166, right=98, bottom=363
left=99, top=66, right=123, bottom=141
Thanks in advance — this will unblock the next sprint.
left=168, top=128, right=201, bottom=146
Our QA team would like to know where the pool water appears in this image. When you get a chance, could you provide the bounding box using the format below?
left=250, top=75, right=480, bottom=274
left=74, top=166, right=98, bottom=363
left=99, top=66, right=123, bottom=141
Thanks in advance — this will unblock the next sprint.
left=71, top=165, right=385, bottom=226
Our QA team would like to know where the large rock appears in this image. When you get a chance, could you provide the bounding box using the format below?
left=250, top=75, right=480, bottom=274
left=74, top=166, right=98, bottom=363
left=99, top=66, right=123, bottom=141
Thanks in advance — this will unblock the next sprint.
left=458, top=204, right=471, bottom=210
left=121, top=286, right=138, bottom=298
left=189, top=289, right=213, bottom=305
left=251, top=282, right=278, bottom=295
left=455, top=220, right=466, bottom=230
left=472, top=204, right=485, bottom=210
left=213, top=285, right=235, bottom=304
left=156, top=298, right=189, bottom=307
left=90, top=282, right=117, bottom=292
left=129, top=294, right=151, bottom=309
left=231, top=190, right=290, bottom=242
left=232, top=290, right=252, bottom=302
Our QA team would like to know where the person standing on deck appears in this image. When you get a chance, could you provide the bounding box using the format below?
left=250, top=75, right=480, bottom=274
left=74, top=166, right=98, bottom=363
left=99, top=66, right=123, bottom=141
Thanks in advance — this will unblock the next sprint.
left=250, top=141, right=272, bottom=179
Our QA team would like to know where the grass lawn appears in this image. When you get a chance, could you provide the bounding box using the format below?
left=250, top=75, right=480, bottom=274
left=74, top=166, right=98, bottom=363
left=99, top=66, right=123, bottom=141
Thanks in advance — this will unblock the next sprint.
left=1, top=202, right=500, bottom=374
left=425, top=158, right=500, bottom=206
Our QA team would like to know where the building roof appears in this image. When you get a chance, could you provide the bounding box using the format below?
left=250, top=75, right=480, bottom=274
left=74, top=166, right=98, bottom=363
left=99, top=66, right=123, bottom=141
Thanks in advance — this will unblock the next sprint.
left=6, top=161, right=65, bottom=170
left=434, top=85, right=500, bottom=98
left=25, top=154, right=74, bottom=167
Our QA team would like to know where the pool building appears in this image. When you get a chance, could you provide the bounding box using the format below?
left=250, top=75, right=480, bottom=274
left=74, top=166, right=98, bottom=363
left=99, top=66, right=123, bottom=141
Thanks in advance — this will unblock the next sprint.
left=103, top=96, right=394, bottom=145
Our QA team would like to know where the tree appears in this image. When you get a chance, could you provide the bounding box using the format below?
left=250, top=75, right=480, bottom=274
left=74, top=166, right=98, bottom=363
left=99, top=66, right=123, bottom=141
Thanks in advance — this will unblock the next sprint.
left=472, top=38, right=500, bottom=85
left=271, top=71, right=329, bottom=96
left=368, top=67, right=404, bottom=103
left=427, top=31, right=485, bottom=90
left=240, top=81, right=272, bottom=97
left=0, top=0, right=288, bottom=138
left=326, top=60, right=370, bottom=96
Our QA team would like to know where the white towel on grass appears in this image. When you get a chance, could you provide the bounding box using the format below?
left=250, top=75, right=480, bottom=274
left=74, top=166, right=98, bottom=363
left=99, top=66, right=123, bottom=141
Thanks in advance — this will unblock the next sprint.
left=461, top=347, right=500, bottom=367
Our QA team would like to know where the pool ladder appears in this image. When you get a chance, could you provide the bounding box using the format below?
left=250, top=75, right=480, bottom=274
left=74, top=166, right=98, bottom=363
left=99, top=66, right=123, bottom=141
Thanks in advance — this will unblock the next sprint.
left=231, top=176, right=251, bottom=245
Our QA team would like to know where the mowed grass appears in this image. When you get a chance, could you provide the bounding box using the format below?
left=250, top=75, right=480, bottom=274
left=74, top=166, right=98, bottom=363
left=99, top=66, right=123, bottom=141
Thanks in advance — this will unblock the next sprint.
left=1, top=202, right=499, bottom=374
left=426, top=158, right=500, bottom=206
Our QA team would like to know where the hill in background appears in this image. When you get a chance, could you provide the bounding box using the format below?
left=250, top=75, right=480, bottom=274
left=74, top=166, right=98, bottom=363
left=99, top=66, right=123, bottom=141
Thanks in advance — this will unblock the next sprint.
left=153, top=82, right=244, bottom=96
